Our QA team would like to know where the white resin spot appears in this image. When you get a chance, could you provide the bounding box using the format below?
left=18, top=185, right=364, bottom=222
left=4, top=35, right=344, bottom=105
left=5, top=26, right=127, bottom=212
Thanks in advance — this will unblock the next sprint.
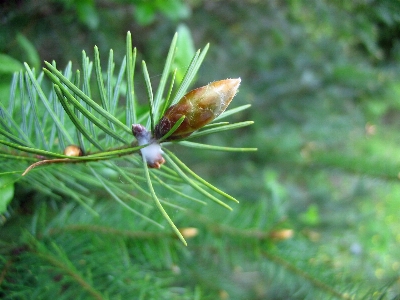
left=140, top=142, right=165, bottom=168
left=135, top=131, right=165, bottom=169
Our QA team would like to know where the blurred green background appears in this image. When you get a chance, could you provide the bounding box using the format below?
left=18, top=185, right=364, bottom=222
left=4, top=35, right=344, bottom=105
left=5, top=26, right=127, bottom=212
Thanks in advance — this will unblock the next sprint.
left=2, top=0, right=400, bottom=299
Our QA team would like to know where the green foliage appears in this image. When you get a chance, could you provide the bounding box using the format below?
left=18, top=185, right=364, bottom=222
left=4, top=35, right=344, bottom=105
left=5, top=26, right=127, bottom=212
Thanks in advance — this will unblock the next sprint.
left=0, top=54, right=24, bottom=74
left=133, top=0, right=190, bottom=26
left=15, top=34, right=41, bottom=70
left=0, top=32, right=255, bottom=246
left=173, top=24, right=196, bottom=84
left=2, top=0, right=400, bottom=299
left=0, top=176, right=14, bottom=215
left=50, top=0, right=189, bottom=28
left=74, top=0, right=100, bottom=29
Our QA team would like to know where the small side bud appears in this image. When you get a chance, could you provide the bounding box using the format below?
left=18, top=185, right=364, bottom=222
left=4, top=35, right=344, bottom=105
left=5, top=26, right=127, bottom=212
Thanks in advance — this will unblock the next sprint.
left=269, top=229, right=294, bottom=241
left=132, top=124, right=151, bottom=142
left=132, top=124, right=165, bottom=169
left=155, top=78, right=241, bottom=141
left=64, top=145, right=83, bottom=157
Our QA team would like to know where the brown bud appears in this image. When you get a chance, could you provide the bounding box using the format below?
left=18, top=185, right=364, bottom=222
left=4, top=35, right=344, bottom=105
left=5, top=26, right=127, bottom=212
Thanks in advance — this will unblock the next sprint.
left=154, top=78, right=241, bottom=140
left=269, top=229, right=294, bottom=241
left=179, top=227, right=199, bottom=239
left=64, top=145, right=83, bottom=157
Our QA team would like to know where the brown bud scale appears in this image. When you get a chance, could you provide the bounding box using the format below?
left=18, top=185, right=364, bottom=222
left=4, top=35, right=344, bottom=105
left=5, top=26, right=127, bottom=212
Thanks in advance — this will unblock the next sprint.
left=155, top=78, right=241, bottom=140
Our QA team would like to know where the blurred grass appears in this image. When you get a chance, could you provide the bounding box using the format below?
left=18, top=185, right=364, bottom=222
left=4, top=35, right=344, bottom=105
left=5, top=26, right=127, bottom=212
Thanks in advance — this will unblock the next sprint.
left=2, top=0, right=400, bottom=298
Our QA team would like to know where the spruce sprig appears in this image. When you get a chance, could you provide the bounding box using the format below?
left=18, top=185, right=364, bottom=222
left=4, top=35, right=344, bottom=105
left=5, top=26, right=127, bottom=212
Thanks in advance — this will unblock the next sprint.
left=0, top=31, right=256, bottom=245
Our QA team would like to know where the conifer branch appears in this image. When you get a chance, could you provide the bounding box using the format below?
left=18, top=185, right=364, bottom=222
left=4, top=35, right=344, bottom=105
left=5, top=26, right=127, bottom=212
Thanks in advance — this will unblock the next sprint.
left=0, top=31, right=254, bottom=244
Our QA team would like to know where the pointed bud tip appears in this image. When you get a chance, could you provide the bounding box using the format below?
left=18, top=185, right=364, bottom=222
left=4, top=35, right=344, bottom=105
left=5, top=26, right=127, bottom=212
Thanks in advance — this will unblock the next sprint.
left=226, top=77, right=241, bottom=85
left=211, top=78, right=241, bottom=96
left=227, top=77, right=241, bottom=91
